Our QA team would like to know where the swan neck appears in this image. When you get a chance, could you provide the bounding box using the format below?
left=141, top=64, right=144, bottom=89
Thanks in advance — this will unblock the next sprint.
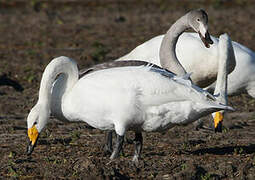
left=38, top=57, right=79, bottom=119
left=159, top=15, right=189, bottom=76
left=213, top=36, right=230, bottom=105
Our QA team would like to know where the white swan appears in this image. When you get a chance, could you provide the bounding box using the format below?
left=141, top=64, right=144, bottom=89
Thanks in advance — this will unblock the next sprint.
left=26, top=56, right=233, bottom=163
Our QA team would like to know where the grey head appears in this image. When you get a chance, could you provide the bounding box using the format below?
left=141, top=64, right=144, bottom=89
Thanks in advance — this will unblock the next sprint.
left=187, top=9, right=213, bottom=48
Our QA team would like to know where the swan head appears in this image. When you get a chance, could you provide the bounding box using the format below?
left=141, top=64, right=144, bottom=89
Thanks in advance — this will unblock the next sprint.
left=26, top=103, right=50, bottom=155
left=187, top=9, right=213, bottom=48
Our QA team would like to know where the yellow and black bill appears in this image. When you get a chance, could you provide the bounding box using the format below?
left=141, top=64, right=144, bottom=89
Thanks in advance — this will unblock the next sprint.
left=214, top=111, right=223, bottom=133
left=27, top=125, right=39, bottom=155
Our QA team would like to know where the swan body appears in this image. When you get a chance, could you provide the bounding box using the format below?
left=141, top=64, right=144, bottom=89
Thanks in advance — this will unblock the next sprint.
left=117, top=32, right=236, bottom=88
left=119, top=31, right=255, bottom=98
left=26, top=56, right=233, bottom=161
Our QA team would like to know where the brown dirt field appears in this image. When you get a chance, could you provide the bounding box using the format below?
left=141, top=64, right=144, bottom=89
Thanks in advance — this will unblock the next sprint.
left=1, top=0, right=255, bottom=179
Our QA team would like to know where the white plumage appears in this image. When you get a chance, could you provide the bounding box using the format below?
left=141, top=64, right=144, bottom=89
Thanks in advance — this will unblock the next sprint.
left=27, top=56, right=233, bottom=162
left=117, top=32, right=236, bottom=89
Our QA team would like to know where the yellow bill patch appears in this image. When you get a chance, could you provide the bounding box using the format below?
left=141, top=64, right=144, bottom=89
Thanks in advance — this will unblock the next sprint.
left=214, top=112, right=223, bottom=128
left=28, top=125, right=39, bottom=145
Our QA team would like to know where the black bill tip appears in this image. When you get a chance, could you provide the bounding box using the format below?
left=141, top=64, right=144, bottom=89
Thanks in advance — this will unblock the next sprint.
left=27, top=141, right=34, bottom=155
left=199, top=31, right=214, bottom=48
left=214, top=121, right=222, bottom=133
left=27, top=141, right=36, bottom=156
left=205, top=31, right=213, bottom=45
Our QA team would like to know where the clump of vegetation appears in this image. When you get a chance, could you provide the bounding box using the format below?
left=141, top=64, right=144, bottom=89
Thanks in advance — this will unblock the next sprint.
left=201, top=172, right=212, bottom=180
left=7, top=151, right=19, bottom=178
left=91, top=42, right=110, bottom=62
left=70, top=130, right=81, bottom=144
left=234, top=147, right=244, bottom=155
left=181, top=163, right=187, bottom=171
left=23, top=66, right=37, bottom=83
left=7, top=166, right=19, bottom=178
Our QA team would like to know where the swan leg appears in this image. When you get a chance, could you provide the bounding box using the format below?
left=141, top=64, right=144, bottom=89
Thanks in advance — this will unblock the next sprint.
left=104, top=131, right=113, bottom=154
left=110, top=134, right=124, bottom=159
left=132, top=132, right=143, bottom=166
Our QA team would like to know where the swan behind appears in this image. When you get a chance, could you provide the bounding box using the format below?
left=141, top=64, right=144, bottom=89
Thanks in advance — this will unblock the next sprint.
left=117, top=9, right=214, bottom=82
left=117, top=32, right=235, bottom=88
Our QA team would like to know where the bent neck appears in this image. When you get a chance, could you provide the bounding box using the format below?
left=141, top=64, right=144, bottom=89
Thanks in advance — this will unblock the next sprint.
left=159, top=14, right=190, bottom=76
left=38, top=56, right=79, bottom=120
left=213, top=35, right=232, bottom=106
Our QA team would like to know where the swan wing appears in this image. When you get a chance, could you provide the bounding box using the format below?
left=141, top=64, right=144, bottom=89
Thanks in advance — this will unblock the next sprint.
left=79, top=60, right=163, bottom=78
left=77, top=65, right=209, bottom=107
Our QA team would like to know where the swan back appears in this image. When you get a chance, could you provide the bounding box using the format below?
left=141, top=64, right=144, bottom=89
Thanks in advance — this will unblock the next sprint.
left=64, top=65, right=232, bottom=129
left=82, top=66, right=208, bottom=104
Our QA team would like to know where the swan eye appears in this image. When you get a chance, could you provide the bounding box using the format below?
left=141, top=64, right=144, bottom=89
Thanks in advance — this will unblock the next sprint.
left=197, top=18, right=200, bottom=22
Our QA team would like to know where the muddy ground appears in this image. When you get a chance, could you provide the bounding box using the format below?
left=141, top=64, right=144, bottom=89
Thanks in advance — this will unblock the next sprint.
left=1, top=0, right=255, bottom=179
